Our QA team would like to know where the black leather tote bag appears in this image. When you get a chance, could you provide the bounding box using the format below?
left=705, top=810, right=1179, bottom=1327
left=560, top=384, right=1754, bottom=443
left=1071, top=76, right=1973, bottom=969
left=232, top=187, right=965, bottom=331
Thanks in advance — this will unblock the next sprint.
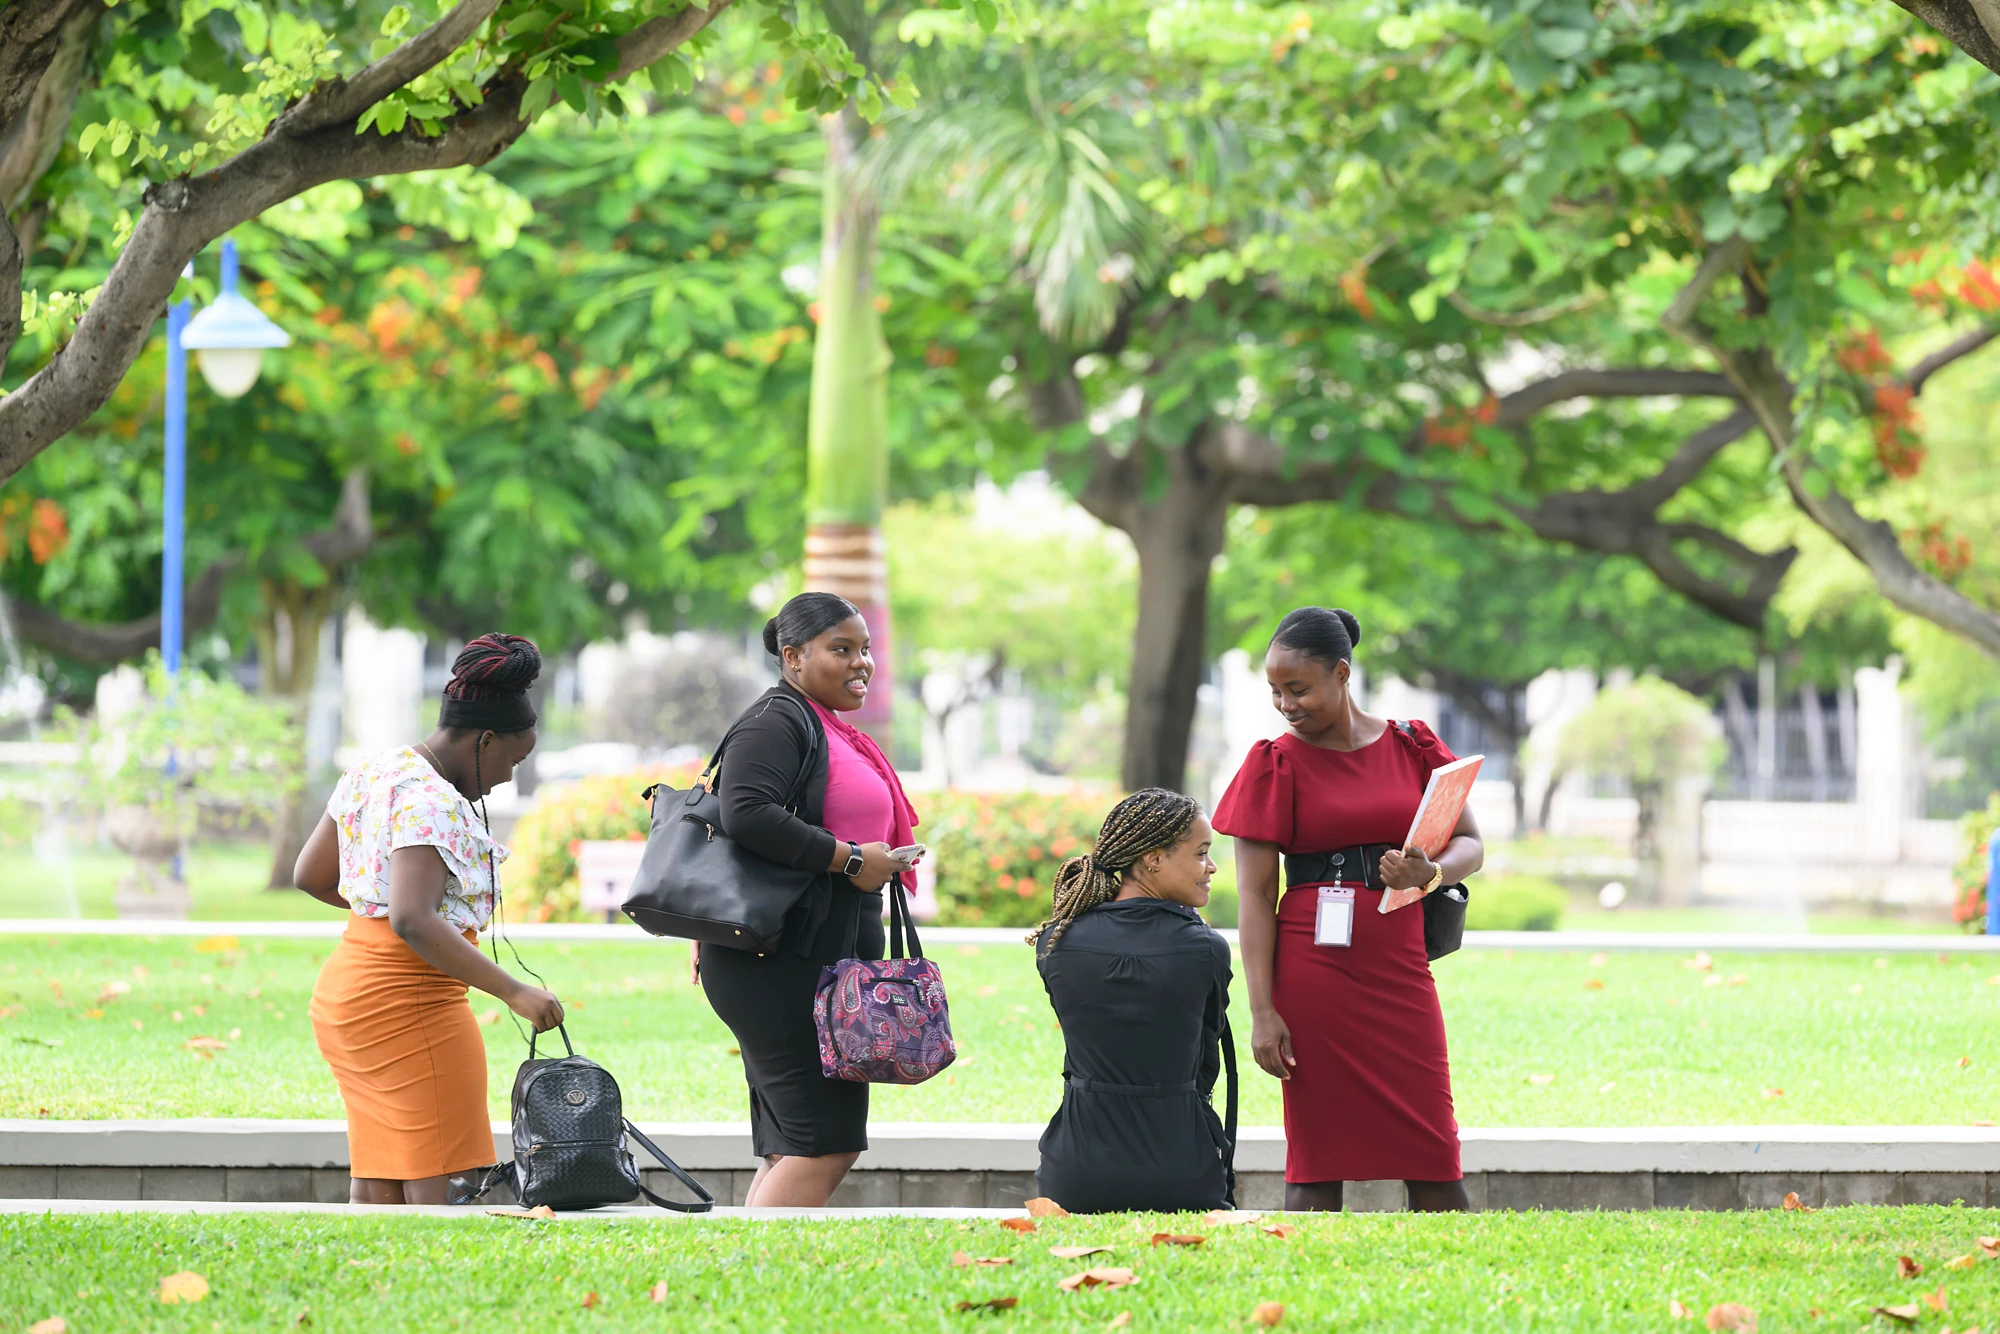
left=622, top=694, right=821, bottom=954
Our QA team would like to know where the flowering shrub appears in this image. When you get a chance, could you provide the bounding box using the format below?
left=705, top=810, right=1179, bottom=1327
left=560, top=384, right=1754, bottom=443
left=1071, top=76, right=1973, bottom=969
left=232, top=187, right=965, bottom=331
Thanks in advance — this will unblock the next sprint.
left=1952, top=792, right=2000, bottom=932
left=508, top=764, right=701, bottom=920
left=922, top=789, right=1116, bottom=928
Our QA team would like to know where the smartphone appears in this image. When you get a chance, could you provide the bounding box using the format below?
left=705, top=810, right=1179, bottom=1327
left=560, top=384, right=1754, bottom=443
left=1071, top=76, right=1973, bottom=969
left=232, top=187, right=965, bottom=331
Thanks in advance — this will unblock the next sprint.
left=890, top=844, right=928, bottom=865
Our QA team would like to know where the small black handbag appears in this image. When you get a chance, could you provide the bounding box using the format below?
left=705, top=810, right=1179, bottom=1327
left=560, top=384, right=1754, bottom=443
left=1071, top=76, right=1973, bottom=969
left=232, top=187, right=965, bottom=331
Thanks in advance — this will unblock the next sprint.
left=621, top=694, right=821, bottom=955
left=480, top=1025, right=714, bottom=1213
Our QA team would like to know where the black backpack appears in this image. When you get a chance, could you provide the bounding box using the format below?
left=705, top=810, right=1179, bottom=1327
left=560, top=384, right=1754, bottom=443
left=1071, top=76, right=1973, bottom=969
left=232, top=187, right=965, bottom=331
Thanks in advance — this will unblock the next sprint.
left=482, top=1026, right=714, bottom=1212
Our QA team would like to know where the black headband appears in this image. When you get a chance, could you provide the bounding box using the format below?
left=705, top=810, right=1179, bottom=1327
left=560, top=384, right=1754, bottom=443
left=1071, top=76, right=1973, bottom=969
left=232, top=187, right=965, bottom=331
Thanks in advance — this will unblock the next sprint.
left=439, top=694, right=537, bottom=733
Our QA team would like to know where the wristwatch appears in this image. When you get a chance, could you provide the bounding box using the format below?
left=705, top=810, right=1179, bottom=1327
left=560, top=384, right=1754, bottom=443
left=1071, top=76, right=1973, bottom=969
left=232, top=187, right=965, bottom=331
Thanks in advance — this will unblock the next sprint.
left=842, top=841, right=865, bottom=878
left=1422, top=863, right=1445, bottom=895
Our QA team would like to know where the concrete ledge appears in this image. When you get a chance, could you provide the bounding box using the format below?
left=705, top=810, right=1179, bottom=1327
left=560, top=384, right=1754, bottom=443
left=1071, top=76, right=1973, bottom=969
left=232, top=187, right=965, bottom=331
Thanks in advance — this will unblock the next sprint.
left=9, top=1120, right=2000, bottom=1176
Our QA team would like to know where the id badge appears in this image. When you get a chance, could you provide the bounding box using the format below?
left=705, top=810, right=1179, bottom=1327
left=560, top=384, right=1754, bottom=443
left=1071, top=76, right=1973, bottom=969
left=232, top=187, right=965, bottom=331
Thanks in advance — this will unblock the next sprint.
left=1314, top=884, right=1356, bottom=947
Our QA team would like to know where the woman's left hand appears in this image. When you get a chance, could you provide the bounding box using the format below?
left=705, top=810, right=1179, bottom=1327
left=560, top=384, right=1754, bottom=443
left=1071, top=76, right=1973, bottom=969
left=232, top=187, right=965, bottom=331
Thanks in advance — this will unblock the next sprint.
left=1377, top=847, right=1436, bottom=893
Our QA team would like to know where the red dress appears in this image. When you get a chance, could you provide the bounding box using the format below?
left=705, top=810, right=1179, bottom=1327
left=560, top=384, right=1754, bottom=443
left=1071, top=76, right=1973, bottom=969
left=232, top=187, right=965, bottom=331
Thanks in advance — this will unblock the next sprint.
left=1213, top=721, right=1461, bottom=1184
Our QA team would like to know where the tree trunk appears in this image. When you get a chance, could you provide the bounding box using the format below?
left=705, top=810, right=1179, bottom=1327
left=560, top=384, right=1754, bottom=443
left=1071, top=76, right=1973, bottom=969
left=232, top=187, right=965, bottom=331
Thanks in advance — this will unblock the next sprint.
left=802, top=106, right=897, bottom=749
left=1085, top=437, right=1232, bottom=793
left=256, top=579, right=337, bottom=889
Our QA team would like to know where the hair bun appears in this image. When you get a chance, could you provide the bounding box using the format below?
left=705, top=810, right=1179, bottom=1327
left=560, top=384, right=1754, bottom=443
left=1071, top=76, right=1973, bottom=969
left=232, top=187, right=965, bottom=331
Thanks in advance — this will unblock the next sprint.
left=761, top=617, right=782, bottom=658
left=1334, top=608, right=1362, bottom=649
left=445, top=632, right=542, bottom=701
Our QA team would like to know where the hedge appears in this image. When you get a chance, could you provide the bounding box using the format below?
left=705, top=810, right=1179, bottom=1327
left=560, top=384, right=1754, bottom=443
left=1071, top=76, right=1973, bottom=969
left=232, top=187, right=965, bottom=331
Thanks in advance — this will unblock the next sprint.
left=509, top=765, right=700, bottom=919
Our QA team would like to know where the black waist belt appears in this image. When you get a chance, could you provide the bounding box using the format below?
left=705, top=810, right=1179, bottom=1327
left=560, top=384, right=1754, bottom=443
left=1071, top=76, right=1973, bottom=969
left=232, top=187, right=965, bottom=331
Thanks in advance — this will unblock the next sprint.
left=1284, top=844, right=1398, bottom=891
left=1065, top=1075, right=1197, bottom=1097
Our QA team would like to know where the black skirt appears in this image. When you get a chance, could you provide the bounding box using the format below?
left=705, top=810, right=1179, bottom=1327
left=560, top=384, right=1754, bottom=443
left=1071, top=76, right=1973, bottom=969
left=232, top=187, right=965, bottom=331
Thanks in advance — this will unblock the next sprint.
left=701, top=885, right=884, bottom=1158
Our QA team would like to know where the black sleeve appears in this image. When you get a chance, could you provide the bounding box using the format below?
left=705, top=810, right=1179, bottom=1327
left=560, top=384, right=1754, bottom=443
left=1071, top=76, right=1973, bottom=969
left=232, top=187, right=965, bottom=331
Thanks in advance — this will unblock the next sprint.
left=1198, top=935, right=1233, bottom=1096
left=716, top=699, right=840, bottom=873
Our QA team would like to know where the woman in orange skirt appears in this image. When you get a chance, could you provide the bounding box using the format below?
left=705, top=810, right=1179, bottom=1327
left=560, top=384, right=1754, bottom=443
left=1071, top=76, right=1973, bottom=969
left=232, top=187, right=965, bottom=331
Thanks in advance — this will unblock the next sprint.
left=295, top=634, right=564, bottom=1205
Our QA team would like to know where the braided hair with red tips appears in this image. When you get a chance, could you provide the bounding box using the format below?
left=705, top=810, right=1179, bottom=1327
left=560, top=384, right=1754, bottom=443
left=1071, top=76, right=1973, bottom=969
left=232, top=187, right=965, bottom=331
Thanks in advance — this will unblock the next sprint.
left=438, top=633, right=541, bottom=735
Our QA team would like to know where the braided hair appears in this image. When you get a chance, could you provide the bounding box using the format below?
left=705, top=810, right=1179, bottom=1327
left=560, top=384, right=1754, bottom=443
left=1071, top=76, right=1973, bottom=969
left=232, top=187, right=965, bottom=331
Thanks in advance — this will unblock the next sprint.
left=439, top=633, right=542, bottom=736
left=1029, top=788, right=1202, bottom=949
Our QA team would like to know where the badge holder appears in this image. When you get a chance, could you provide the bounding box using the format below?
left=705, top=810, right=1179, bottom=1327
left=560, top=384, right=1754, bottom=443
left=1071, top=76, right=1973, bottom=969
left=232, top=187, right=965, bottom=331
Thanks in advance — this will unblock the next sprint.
left=1314, top=851, right=1355, bottom=947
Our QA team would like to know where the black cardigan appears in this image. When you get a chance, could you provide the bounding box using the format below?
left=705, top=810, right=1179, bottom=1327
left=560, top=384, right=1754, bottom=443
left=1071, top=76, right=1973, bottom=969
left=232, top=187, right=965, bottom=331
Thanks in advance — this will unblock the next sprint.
left=715, top=682, right=841, bottom=951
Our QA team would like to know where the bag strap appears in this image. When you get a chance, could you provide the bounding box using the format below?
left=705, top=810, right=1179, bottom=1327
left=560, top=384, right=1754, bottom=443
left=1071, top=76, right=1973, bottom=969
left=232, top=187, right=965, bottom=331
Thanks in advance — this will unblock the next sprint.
left=887, top=871, right=922, bottom=960
left=527, top=1022, right=575, bottom=1061
left=624, top=1119, right=717, bottom=1213
left=1219, top=1009, right=1239, bottom=1202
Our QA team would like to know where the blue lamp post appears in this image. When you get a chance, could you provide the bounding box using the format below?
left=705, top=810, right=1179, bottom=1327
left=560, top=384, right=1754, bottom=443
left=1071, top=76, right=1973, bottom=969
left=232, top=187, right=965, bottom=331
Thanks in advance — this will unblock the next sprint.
left=161, top=239, right=291, bottom=677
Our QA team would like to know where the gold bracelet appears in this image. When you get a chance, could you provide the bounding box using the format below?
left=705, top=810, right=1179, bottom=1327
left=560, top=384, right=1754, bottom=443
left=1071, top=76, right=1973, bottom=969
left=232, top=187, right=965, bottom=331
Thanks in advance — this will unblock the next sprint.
left=1423, top=864, right=1445, bottom=895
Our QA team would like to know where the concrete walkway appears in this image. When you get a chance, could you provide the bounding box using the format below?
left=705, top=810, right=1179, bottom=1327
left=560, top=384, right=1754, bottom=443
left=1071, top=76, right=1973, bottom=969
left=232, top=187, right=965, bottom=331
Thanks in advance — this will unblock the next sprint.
left=3, top=918, right=1994, bottom=953
left=0, top=1198, right=1018, bottom=1220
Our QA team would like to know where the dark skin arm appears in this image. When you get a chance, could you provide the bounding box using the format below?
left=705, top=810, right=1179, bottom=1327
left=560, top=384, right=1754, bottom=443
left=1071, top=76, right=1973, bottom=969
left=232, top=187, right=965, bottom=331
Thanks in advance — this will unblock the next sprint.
left=291, top=813, right=348, bottom=911
left=1379, top=804, right=1486, bottom=893
left=385, top=845, right=565, bottom=1031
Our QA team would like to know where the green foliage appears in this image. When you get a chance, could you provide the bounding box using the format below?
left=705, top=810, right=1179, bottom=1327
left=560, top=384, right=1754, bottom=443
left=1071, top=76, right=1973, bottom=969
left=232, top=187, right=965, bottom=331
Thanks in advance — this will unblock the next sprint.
left=508, top=764, right=701, bottom=919
left=54, top=656, right=302, bottom=829
left=1465, top=873, right=1567, bottom=932
left=1556, top=678, right=1726, bottom=796
left=922, top=788, right=1111, bottom=926
left=885, top=494, right=1135, bottom=705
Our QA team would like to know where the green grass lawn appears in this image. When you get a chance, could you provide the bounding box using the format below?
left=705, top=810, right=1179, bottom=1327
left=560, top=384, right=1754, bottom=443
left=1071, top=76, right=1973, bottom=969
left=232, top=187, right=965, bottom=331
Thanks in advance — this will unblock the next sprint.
left=6, top=933, right=2000, bottom=1125
left=0, top=842, right=329, bottom=921
left=6, top=1207, right=2000, bottom=1331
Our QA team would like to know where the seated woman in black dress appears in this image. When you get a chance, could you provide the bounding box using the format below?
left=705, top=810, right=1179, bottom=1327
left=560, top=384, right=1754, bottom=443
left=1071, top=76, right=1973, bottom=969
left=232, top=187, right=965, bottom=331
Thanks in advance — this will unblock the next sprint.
left=1030, top=789, right=1235, bottom=1214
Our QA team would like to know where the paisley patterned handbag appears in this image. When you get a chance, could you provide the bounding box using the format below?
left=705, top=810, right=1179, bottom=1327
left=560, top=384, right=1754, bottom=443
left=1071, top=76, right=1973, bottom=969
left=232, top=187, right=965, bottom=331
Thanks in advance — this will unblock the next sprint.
left=813, top=877, right=957, bottom=1085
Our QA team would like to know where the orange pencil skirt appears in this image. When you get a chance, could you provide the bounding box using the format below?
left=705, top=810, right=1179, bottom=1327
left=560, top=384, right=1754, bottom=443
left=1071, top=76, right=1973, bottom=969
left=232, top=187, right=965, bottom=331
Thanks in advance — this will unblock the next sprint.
left=309, top=913, right=493, bottom=1180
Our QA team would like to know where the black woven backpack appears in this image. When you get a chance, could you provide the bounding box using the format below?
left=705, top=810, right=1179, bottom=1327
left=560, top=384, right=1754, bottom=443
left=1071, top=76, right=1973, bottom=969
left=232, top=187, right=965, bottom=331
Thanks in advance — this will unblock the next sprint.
left=482, top=1026, right=714, bottom=1213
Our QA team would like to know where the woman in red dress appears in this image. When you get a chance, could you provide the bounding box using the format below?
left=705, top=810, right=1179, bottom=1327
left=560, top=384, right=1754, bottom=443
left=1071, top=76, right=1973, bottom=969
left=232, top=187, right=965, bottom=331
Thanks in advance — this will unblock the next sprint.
left=1213, top=607, right=1484, bottom=1213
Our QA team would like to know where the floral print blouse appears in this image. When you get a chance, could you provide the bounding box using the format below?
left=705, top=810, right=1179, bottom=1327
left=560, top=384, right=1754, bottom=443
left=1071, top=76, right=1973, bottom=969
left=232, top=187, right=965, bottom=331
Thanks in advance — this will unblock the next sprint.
left=327, top=747, right=506, bottom=934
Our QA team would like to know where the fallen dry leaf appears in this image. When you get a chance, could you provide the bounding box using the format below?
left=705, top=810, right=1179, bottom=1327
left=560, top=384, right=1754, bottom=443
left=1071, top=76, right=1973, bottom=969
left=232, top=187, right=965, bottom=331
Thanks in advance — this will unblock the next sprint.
left=1527, top=1073, right=1555, bottom=1086
left=1599, top=1081, right=1618, bottom=1094
left=1782, top=1192, right=1815, bottom=1213
left=484, top=1205, right=555, bottom=1220
left=1704, top=1302, right=1756, bottom=1331
left=28, top=1319, right=66, bottom=1334
left=1947, top=1253, right=1979, bottom=1270
left=1727, top=974, right=1748, bottom=986
left=1261, top=1223, right=1297, bottom=1239
left=953, top=1297, right=1019, bottom=1313
left=952, top=1252, right=1014, bottom=1268
left=649, top=1281, right=667, bottom=1302
left=1059, top=1268, right=1138, bottom=1292
left=1703, top=974, right=1725, bottom=988
left=1201, top=1209, right=1263, bottom=1226
left=1050, top=1246, right=1114, bottom=1260
left=581, top=1292, right=600, bottom=1309
left=1669, top=1299, right=1693, bottom=1319
left=476, top=1010, right=500, bottom=1027
left=1151, top=1233, right=1207, bottom=1247
left=998, top=1218, right=1037, bottom=1233
left=1107, top=1314, right=1132, bottom=1330
left=194, top=935, right=239, bottom=953
left=183, top=1036, right=227, bottom=1052
left=1925, top=1285, right=1947, bottom=1312
left=1871, top=1303, right=1920, bottom=1326
left=1582, top=979, right=1605, bottom=990
left=1252, top=1301, right=1286, bottom=1327
left=157, top=1271, right=210, bottom=1304
left=1025, top=1197, right=1070, bottom=1218
left=1589, top=952, right=1610, bottom=966
left=1763, top=1088, right=1785, bottom=1099
left=1684, top=951, right=1715, bottom=971
left=1899, top=1254, right=1924, bottom=1279
left=1980, top=1235, right=2000, bottom=1258
left=98, top=980, right=130, bottom=1002
left=1960, top=1056, right=1974, bottom=1068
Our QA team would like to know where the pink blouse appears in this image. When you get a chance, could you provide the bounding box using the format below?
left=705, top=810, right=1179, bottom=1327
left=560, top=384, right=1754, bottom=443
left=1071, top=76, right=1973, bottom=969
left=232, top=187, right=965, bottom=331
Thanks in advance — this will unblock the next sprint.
left=806, top=698, right=898, bottom=847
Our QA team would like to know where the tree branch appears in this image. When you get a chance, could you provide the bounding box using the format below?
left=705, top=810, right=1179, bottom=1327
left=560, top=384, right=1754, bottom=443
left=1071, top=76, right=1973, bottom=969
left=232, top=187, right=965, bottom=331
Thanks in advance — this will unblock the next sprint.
left=0, top=0, right=737, bottom=482
left=3, top=469, right=373, bottom=665
left=280, top=0, right=504, bottom=135
left=1891, top=0, right=2000, bottom=74
left=1446, top=288, right=1604, bottom=329
left=1906, top=324, right=2000, bottom=394
left=1661, top=236, right=1753, bottom=345
left=1492, top=367, right=1739, bottom=425
left=0, top=0, right=98, bottom=211
left=613, top=0, right=740, bottom=79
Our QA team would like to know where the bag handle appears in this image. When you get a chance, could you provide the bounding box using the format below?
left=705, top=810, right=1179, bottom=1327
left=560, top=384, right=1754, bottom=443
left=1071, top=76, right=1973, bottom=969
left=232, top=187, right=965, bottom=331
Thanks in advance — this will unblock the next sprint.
left=624, top=1119, right=717, bottom=1213
left=527, top=1022, right=575, bottom=1061
left=887, top=871, right=923, bottom=960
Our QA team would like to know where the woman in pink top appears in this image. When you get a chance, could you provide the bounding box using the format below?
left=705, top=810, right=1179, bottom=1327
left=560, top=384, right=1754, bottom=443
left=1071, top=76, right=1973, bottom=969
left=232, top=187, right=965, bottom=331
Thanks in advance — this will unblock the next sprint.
left=700, top=592, right=921, bottom=1207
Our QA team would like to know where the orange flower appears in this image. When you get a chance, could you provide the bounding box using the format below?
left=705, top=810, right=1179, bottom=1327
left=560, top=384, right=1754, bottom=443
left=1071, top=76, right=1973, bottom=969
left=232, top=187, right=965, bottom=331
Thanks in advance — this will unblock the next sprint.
left=27, top=499, right=68, bottom=564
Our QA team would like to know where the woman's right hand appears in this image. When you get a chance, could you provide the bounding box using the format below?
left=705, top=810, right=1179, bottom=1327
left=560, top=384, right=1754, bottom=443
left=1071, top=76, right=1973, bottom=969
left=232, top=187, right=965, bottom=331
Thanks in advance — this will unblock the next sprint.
left=847, top=841, right=912, bottom=891
left=1251, top=1007, right=1296, bottom=1080
left=507, top=983, right=565, bottom=1033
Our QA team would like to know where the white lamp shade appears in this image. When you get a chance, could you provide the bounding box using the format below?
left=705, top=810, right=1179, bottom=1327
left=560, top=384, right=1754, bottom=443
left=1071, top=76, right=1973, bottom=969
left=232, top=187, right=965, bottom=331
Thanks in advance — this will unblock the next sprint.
left=195, top=347, right=265, bottom=399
